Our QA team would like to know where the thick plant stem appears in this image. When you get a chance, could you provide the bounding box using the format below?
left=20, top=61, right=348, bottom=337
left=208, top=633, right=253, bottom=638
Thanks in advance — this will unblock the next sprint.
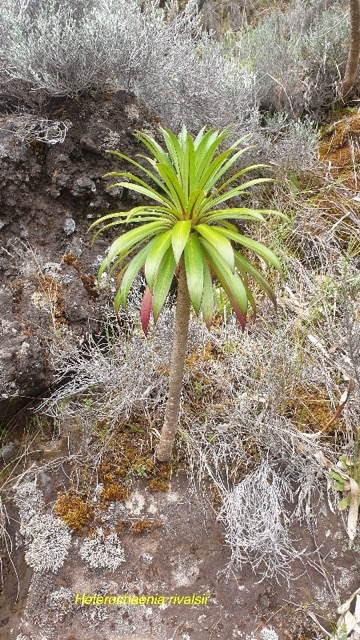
left=155, top=259, right=191, bottom=462
left=342, top=0, right=360, bottom=99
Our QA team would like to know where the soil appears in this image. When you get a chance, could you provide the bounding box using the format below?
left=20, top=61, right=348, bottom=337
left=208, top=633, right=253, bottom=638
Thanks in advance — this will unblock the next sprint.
left=0, top=424, right=359, bottom=640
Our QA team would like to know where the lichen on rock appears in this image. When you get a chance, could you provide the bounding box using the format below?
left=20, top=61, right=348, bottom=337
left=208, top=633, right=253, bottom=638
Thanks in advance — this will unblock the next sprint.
left=15, top=481, right=72, bottom=573
left=78, top=529, right=125, bottom=571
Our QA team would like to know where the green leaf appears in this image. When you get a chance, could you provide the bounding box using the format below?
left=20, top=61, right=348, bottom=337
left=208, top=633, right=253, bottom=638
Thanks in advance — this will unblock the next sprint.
left=115, top=239, right=157, bottom=310
left=257, top=208, right=289, bottom=222
left=195, top=224, right=235, bottom=272
left=144, top=229, right=173, bottom=292
left=234, top=252, right=277, bottom=307
left=187, top=132, right=196, bottom=195
left=194, top=130, right=228, bottom=185
left=339, top=494, right=351, bottom=510
left=200, top=238, right=248, bottom=328
left=172, top=220, right=192, bottom=265
left=193, top=126, right=207, bottom=150
left=135, top=131, right=172, bottom=168
left=237, top=269, right=257, bottom=317
left=197, top=133, right=252, bottom=190
left=117, top=181, right=173, bottom=208
left=197, top=147, right=234, bottom=191
left=185, top=189, right=206, bottom=220
left=201, top=208, right=265, bottom=225
left=106, top=170, right=172, bottom=201
left=216, top=163, right=270, bottom=192
left=202, top=144, right=255, bottom=191
left=156, top=162, right=186, bottom=212
left=90, top=216, right=129, bottom=245
left=162, top=128, right=183, bottom=177
left=184, top=233, right=205, bottom=313
left=202, top=177, right=273, bottom=211
left=207, top=140, right=254, bottom=184
left=152, top=246, right=176, bottom=322
left=329, top=470, right=345, bottom=483
left=107, top=220, right=170, bottom=263
left=104, top=149, right=166, bottom=193
left=217, top=227, right=283, bottom=273
left=89, top=206, right=179, bottom=237
left=201, top=261, right=214, bottom=328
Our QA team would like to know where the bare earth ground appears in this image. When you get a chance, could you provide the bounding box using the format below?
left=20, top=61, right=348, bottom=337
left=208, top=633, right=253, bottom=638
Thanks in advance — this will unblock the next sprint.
left=1, top=457, right=359, bottom=640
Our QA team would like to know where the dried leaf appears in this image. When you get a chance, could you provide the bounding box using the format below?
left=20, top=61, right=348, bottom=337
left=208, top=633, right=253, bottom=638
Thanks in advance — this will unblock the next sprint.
left=343, top=610, right=357, bottom=634
left=347, top=478, right=359, bottom=541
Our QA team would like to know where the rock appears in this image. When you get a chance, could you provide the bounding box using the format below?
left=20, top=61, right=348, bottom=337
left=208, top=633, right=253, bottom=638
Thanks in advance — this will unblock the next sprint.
left=0, top=442, right=18, bottom=464
left=0, top=90, right=160, bottom=415
left=63, top=217, right=76, bottom=235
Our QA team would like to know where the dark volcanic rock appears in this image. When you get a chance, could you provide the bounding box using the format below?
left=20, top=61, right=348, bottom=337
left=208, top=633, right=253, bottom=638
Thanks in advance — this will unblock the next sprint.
left=0, top=90, right=159, bottom=410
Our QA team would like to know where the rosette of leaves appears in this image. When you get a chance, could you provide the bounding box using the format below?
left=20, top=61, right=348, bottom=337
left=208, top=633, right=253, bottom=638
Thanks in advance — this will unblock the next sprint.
left=90, top=126, right=286, bottom=461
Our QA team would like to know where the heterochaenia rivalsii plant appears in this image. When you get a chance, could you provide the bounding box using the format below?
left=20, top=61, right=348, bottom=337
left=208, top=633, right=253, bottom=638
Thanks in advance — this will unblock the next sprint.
left=90, top=127, right=286, bottom=461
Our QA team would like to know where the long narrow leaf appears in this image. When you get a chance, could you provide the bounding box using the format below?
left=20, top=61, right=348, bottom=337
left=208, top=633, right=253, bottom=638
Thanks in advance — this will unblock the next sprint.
left=135, top=131, right=172, bottom=167
left=157, top=162, right=186, bottom=212
left=195, top=224, right=235, bottom=272
left=197, top=147, right=234, bottom=191
left=185, top=189, right=206, bottom=220
left=202, top=178, right=273, bottom=211
left=104, top=149, right=165, bottom=192
left=199, top=238, right=248, bottom=328
left=195, top=131, right=227, bottom=184
left=117, top=181, right=174, bottom=208
left=172, top=220, right=192, bottom=265
left=162, top=128, right=183, bottom=177
left=218, top=227, right=283, bottom=272
left=184, top=234, right=205, bottom=313
left=216, top=164, right=270, bottom=193
left=206, top=145, right=256, bottom=189
left=106, top=171, right=171, bottom=199
left=201, top=261, right=214, bottom=328
left=145, top=230, right=173, bottom=291
left=117, top=239, right=157, bottom=309
left=201, top=209, right=265, bottom=225
left=234, top=252, right=277, bottom=307
left=107, top=221, right=170, bottom=263
left=140, top=287, right=153, bottom=335
left=152, top=247, right=176, bottom=322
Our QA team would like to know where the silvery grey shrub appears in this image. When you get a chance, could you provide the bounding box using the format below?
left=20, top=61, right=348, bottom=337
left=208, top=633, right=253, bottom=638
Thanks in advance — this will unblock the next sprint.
left=0, top=0, right=351, bottom=124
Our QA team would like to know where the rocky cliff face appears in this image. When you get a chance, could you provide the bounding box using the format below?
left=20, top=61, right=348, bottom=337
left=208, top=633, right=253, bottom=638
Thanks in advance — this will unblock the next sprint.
left=0, top=90, right=158, bottom=412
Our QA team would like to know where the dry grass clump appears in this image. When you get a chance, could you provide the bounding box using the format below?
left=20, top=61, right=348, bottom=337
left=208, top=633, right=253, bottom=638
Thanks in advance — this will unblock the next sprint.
left=219, top=461, right=304, bottom=581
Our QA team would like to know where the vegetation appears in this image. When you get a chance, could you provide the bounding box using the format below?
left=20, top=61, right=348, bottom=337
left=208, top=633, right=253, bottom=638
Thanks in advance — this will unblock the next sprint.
left=0, top=0, right=355, bottom=171
left=1, top=2, right=360, bottom=633
left=90, top=126, right=284, bottom=460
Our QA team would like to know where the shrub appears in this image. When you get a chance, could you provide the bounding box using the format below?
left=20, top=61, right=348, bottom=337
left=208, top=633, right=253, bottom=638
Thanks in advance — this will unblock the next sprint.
left=235, top=0, right=349, bottom=117
left=0, top=0, right=155, bottom=102
left=1, top=0, right=343, bottom=168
